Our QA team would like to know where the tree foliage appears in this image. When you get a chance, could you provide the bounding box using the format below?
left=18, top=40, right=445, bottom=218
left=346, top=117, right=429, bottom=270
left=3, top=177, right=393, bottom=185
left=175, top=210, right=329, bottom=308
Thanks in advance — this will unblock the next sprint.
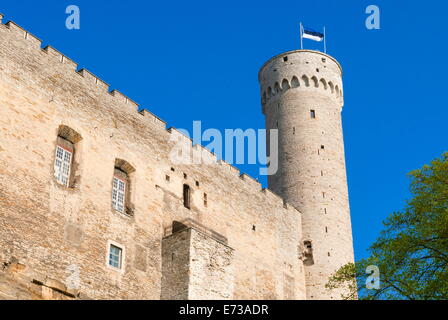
left=327, top=153, right=448, bottom=300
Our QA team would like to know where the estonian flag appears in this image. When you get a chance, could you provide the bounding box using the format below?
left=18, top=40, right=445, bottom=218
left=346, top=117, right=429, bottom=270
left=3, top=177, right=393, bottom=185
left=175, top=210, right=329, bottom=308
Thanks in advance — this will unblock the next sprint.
left=302, top=27, right=324, bottom=42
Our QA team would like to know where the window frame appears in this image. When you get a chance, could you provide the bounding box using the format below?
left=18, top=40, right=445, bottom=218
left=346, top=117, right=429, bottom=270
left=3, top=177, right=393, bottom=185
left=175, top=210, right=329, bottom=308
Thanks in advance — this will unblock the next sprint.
left=112, top=175, right=127, bottom=214
left=106, top=240, right=125, bottom=273
left=183, top=184, right=191, bottom=209
left=54, top=144, right=73, bottom=187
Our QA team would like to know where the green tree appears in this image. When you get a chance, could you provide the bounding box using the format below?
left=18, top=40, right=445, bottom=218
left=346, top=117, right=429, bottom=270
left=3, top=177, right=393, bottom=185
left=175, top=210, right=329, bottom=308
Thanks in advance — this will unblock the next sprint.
left=327, top=153, right=448, bottom=300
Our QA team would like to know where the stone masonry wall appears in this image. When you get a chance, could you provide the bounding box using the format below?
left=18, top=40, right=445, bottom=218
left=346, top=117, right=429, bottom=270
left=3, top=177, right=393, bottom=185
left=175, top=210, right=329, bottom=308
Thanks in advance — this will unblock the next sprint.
left=259, top=50, right=355, bottom=299
left=0, top=20, right=306, bottom=299
left=161, top=225, right=234, bottom=300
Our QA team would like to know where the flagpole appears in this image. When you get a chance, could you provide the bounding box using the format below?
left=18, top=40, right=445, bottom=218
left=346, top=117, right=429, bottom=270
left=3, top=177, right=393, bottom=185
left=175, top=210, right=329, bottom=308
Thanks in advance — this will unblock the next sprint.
left=323, top=26, right=327, bottom=53
left=300, top=22, right=303, bottom=50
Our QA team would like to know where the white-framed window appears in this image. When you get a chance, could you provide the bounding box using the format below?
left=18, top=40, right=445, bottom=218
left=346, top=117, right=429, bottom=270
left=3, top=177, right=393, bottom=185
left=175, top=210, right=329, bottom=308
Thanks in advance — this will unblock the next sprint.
left=54, top=145, right=72, bottom=187
left=112, top=176, right=126, bottom=213
left=108, top=244, right=122, bottom=269
left=106, top=241, right=125, bottom=273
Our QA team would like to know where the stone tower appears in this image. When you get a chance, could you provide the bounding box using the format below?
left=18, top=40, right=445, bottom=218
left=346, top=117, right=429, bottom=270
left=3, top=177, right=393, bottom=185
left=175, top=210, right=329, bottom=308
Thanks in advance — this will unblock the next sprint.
left=259, top=50, right=355, bottom=300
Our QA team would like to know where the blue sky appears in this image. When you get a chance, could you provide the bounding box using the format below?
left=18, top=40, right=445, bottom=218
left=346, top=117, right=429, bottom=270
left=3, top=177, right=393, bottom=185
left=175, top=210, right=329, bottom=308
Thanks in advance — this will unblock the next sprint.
left=1, top=0, right=447, bottom=261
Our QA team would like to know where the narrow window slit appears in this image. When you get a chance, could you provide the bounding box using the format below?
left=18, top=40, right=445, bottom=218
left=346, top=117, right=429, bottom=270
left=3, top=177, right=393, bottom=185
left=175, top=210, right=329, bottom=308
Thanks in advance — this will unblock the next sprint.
left=183, top=184, right=191, bottom=209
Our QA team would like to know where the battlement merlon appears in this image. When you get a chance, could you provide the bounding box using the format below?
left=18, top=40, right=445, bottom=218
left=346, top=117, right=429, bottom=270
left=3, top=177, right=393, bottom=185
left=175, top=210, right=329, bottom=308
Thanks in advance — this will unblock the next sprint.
left=0, top=17, right=301, bottom=215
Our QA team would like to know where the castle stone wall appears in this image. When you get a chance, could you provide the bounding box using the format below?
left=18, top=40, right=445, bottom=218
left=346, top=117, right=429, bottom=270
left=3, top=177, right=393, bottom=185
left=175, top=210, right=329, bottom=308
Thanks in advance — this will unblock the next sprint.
left=161, top=224, right=234, bottom=300
left=0, top=20, right=306, bottom=300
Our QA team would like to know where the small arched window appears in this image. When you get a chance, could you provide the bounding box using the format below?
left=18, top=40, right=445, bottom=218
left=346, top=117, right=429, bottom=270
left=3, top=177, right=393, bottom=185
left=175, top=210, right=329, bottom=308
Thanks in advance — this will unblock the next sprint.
left=291, top=76, right=299, bottom=88
left=112, top=169, right=128, bottom=214
left=112, top=159, right=135, bottom=215
left=301, top=75, right=310, bottom=87
left=274, top=82, right=280, bottom=94
left=54, top=125, right=82, bottom=187
left=320, top=78, right=327, bottom=90
left=328, top=81, right=335, bottom=94
left=281, top=79, right=290, bottom=90
left=54, top=141, right=72, bottom=187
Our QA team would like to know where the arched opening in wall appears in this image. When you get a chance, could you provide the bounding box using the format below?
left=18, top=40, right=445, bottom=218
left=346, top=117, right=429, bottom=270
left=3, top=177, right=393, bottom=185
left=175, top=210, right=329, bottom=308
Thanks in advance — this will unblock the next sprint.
left=311, top=76, right=319, bottom=88
left=262, top=92, right=267, bottom=104
left=281, top=79, right=290, bottom=90
left=335, top=85, right=340, bottom=98
left=301, top=75, right=310, bottom=87
left=291, top=76, right=299, bottom=88
left=328, top=81, right=335, bottom=94
left=303, top=240, right=314, bottom=266
left=54, top=125, right=82, bottom=188
left=267, top=87, right=273, bottom=98
left=319, top=78, right=327, bottom=90
left=183, top=184, right=191, bottom=209
left=274, top=82, right=281, bottom=94
left=112, top=159, right=136, bottom=216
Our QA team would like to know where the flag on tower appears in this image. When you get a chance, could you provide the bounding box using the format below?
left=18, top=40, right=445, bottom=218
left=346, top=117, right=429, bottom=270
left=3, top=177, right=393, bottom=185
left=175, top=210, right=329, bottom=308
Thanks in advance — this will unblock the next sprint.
left=299, top=23, right=327, bottom=53
left=302, top=27, right=324, bottom=42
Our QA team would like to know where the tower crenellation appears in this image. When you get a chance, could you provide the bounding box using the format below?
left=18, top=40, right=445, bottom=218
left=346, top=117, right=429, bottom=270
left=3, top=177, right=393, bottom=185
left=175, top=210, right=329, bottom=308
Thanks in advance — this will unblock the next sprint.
left=259, top=50, right=344, bottom=112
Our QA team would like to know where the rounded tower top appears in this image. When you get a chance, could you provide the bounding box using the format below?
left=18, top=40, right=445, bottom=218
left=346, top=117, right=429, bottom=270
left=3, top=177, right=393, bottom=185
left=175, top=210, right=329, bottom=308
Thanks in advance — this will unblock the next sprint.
left=258, top=50, right=342, bottom=80
left=258, top=50, right=344, bottom=109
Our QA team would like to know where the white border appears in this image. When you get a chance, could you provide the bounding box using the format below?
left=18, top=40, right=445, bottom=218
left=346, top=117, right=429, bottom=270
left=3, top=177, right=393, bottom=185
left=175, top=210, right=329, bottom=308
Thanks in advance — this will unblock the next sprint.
left=106, top=240, right=126, bottom=274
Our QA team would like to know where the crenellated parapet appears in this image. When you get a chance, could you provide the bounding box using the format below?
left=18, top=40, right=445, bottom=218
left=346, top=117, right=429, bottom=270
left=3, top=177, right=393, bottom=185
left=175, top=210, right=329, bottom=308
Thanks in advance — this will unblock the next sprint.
left=260, top=73, right=343, bottom=108
left=259, top=50, right=344, bottom=111
left=0, top=17, right=304, bottom=213
left=0, top=19, right=166, bottom=130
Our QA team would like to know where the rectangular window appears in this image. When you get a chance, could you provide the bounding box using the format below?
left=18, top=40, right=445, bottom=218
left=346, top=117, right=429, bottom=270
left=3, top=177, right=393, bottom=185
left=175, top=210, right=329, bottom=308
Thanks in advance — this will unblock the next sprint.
left=310, top=110, right=316, bottom=118
left=108, top=244, right=123, bottom=269
left=54, top=145, right=72, bottom=187
left=112, top=176, right=126, bottom=213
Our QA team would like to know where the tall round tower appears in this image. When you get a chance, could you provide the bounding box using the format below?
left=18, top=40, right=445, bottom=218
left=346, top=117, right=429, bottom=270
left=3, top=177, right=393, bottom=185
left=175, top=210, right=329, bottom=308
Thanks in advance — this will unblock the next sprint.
left=259, top=50, right=355, bottom=300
